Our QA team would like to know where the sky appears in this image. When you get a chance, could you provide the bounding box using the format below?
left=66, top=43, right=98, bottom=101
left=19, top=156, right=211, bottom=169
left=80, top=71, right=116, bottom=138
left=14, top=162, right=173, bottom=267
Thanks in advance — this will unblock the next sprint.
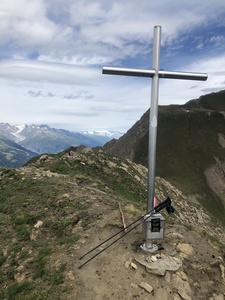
left=0, top=0, right=225, bottom=133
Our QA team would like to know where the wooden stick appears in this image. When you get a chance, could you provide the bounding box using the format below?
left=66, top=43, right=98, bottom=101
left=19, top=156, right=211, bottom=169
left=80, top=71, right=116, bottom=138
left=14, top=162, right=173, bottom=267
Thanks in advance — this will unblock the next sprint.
left=118, top=202, right=127, bottom=232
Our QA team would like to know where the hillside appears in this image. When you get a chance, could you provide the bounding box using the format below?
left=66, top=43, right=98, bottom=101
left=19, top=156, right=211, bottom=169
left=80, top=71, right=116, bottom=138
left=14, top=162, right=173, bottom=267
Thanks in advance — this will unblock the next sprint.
left=103, top=90, right=225, bottom=226
left=0, top=148, right=225, bottom=299
left=0, top=137, right=37, bottom=168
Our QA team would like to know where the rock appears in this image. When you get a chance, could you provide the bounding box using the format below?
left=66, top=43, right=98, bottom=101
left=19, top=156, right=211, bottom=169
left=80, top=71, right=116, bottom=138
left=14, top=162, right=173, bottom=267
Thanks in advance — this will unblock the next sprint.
left=191, top=263, right=204, bottom=270
left=219, top=264, right=225, bottom=285
left=151, top=255, right=158, bottom=262
left=172, top=273, right=192, bottom=296
left=138, top=282, right=153, bottom=293
left=168, top=232, right=184, bottom=239
left=170, top=249, right=178, bottom=256
left=165, top=271, right=171, bottom=283
left=174, top=295, right=182, bottom=300
left=146, top=267, right=165, bottom=276
left=39, top=155, right=48, bottom=161
left=30, top=230, right=37, bottom=241
left=46, top=170, right=54, bottom=177
left=197, top=211, right=203, bottom=224
left=81, top=148, right=93, bottom=154
left=130, top=262, right=138, bottom=270
left=62, top=193, right=70, bottom=198
left=178, top=290, right=192, bottom=300
left=177, top=211, right=186, bottom=222
left=34, top=220, right=43, bottom=228
left=193, top=282, right=200, bottom=288
left=135, top=255, right=182, bottom=272
left=66, top=271, right=75, bottom=281
left=124, top=260, right=131, bottom=268
left=108, top=161, right=116, bottom=168
left=176, top=271, right=188, bottom=281
left=177, top=243, right=193, bottom=258
left=217, top=256, right=224, bottom=263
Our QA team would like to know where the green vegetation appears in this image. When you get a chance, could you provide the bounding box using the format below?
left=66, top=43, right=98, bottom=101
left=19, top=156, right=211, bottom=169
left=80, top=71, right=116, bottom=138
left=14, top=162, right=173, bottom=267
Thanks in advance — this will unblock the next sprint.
left=32, top=247, right=52, bottom=279
left=0, top=252, right=7, bottom=267
left=47, top=153, right=147, bottom=203
left=0, top=92, right=225, bottom=300
left=0, top=149, right=149, bottom=298
left=0, top=107, right=225, bottom=298
left=133, top=104, right=225, bottom=225
left=5, top=281, right=33, bottom=300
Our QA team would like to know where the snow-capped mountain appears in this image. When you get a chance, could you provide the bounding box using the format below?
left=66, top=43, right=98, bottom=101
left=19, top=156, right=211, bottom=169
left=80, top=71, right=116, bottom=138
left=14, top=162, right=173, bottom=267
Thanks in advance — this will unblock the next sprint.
left=0, top=123, right=25, bottom=142
left=0, top=123, right=124, bottom=155
left=79, top=130, right=124, bottom=139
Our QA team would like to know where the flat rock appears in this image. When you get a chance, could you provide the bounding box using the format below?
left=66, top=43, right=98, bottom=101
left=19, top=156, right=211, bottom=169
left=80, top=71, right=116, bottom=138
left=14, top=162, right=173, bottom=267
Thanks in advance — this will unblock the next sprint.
left=135, top=255, right=182, bottom=272
left=177, top=243, right=193, bottom=257
left=138, top=282, right=153, bottom=293
left=146, top=267, right=165, bottom=276
left=168, top=232, right=184, bottom=239
left=178, top=290, right=192, bottom=300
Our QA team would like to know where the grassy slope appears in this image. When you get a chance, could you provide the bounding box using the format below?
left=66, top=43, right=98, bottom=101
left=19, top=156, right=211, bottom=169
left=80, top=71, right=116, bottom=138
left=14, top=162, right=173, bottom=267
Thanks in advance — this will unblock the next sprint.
left=0, top=151, right=149, bottom=299
left=133, top=104, right=225, bottom=224
left=0, top=150, right=225, bottom=299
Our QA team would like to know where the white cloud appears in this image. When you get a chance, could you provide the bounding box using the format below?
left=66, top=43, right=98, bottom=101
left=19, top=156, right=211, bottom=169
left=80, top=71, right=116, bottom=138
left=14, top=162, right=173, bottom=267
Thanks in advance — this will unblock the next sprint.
left=209, top=35, right=225, bottom=47
left=0, top=0, right=72, bottom=51
left=0, top=60, right=101, bottom=85
left=0, top=0, right=225, bottom=131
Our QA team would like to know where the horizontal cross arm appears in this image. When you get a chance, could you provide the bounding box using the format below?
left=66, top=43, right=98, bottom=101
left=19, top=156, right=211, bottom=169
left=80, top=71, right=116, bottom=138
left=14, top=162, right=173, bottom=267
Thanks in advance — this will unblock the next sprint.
left=158, top=70, right=208, bottom=81
left=102, top=67, right=155, bottom=78
left=103, top=67, right=208, bottom=81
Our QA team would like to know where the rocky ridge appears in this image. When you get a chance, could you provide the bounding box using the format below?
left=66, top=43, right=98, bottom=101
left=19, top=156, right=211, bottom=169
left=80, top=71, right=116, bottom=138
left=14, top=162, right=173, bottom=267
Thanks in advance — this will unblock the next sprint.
left=0, top=148, right=225, bottom=299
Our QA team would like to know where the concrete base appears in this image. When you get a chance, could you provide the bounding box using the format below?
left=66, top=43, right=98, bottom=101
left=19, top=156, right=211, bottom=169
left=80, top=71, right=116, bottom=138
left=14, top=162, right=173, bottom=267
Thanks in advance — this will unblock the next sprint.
left=140, top=243, right=158, bottom=253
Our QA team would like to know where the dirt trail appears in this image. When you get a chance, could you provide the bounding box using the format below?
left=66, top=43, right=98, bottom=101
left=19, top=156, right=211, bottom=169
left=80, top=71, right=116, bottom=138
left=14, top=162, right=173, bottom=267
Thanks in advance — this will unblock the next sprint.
left=73, top=214, right=225, bottom=300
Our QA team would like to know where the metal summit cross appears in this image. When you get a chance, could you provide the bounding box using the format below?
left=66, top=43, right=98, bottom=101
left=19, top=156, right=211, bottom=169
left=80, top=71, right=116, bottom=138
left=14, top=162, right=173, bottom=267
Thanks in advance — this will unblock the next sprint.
left=102, top=25, right=208, bottom=252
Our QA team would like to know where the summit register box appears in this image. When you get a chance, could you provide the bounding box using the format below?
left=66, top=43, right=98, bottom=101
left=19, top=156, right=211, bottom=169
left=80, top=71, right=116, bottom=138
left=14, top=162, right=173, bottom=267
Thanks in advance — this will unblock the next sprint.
left=142, top=213, right=165, bottom=240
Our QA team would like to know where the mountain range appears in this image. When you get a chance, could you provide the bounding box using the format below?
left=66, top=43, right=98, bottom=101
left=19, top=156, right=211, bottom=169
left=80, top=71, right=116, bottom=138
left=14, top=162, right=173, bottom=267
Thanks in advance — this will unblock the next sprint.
left=0, top=123, right=123, bottom=167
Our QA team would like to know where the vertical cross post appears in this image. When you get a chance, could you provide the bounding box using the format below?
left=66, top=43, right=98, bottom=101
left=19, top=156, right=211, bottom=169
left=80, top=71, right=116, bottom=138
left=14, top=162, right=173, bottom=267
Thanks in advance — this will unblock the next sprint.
left=148, top=25, right=161, bottom=212
left=146, top=26, right=161, bottom=251
left=102, top=25, right=207, bottom=251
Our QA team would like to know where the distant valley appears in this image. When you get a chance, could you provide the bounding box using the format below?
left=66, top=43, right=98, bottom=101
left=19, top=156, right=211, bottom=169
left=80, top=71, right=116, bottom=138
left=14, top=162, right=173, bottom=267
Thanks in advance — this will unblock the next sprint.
left=0, top=123, right=123, bottom=168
